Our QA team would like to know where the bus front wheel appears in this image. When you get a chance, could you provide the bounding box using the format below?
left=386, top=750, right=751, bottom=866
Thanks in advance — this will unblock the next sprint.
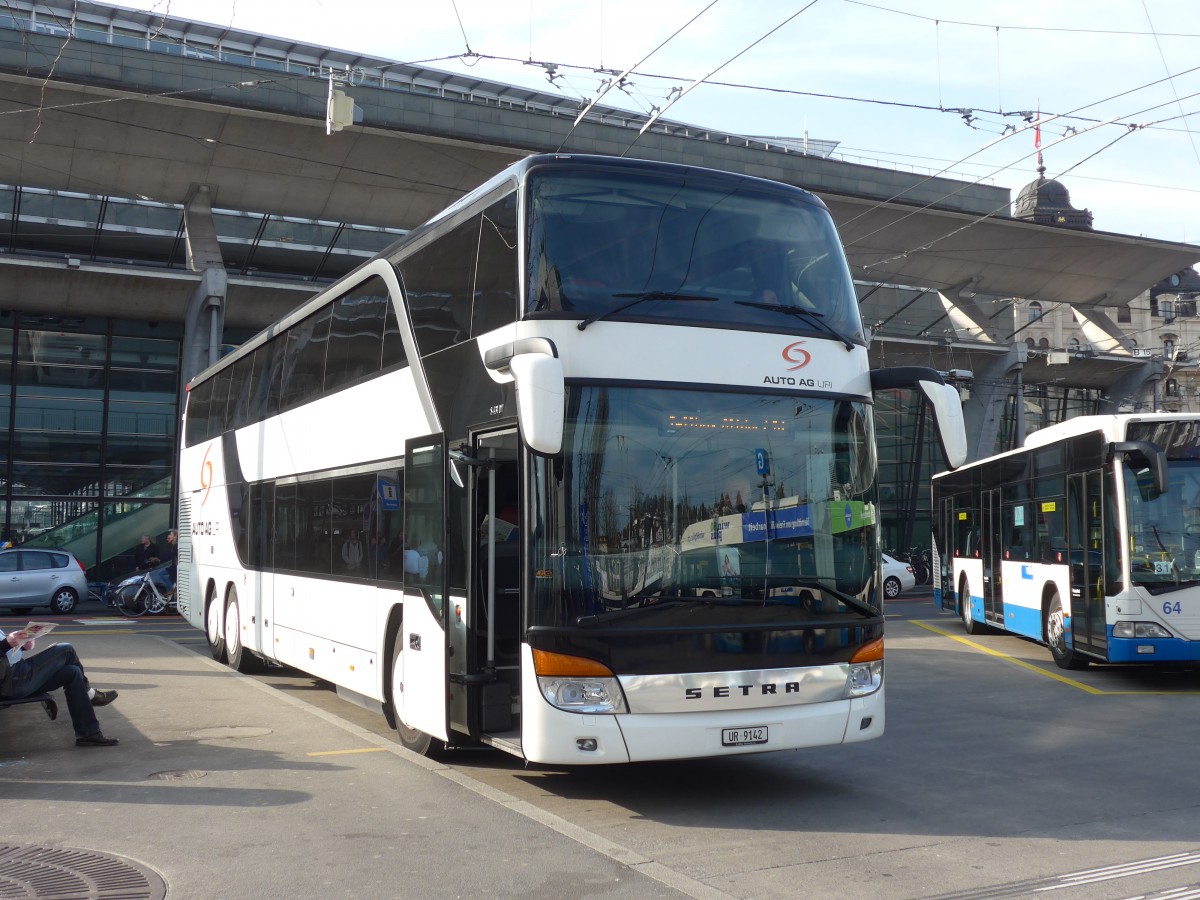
left=960, top=578, right=984, bottom=635
left=389, top=639, right=445, bottom=758
left=1045, top=592, right=1088, bottom=670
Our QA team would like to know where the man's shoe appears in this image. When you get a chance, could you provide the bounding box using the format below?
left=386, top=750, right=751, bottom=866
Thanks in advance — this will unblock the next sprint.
left=91, top=690, right=118, bottom=707
left=76, top=732, right=119, bottom=747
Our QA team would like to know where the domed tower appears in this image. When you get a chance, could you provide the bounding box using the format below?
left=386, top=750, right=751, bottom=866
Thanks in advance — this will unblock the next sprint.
left=1013, top=163, right=1094, bottom=230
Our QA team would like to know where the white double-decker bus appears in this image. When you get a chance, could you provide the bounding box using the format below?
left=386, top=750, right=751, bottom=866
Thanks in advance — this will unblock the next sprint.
left=179, top=154, right=966, bottom=764
left=933, top=413, right=1200, bottom=669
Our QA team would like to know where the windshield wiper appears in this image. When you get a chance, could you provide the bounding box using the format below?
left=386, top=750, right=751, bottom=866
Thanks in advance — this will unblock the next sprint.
left=734, top=300, right=855, bottom=351
left=789, top=577, right=879, bottom=618
left=577, top=290, right=717, bottom=331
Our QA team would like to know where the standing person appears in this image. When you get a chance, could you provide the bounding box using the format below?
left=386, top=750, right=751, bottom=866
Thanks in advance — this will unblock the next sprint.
left=134, top=534, right=158, bottom=571
left=341, top=530, right=364, bottom=573
left=161, top=529, right=178, bottom=584
left=0, top=628, right=119, bottom=747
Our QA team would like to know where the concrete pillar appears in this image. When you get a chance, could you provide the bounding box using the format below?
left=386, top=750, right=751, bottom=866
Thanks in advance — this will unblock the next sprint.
left=961, top=343, right=1025, bottom=460
left=937, top=284, right=1004, bottom=343
left=1071, top=305, right=1135, bottom=353
left=1097, top=359, right=1162, bottom=413
left=180, top=186, right=227, bottom=391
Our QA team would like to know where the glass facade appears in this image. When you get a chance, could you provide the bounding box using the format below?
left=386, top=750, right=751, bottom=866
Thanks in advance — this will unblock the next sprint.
left=0, top=316, right=182, bottom=581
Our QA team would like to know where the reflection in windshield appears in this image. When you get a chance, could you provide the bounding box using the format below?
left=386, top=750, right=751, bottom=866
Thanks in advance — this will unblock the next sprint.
left=530, top=387, right=880, bottom=628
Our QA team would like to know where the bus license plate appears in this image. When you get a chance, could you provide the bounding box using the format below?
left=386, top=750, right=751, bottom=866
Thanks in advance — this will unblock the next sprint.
left=722, top=726, right=768, bottom=747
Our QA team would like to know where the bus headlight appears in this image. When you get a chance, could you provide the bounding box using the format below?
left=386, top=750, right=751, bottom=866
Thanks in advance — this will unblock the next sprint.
left=847, top=637, right=884, bottom=697
left=1113, top=621, right=1173, bottom=639
left=533, top=649, right=628, bottom=714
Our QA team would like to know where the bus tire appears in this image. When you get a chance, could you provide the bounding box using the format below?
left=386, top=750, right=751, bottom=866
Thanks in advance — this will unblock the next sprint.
left=960, top=576, right=984, bottom=635
left=223, top=587, right=259, bottom=673
left=1045, top=592, right=1087, bottom=670
left=206, top=586, right=226, bottom=663
left=389, top=639, right=444, bottom=758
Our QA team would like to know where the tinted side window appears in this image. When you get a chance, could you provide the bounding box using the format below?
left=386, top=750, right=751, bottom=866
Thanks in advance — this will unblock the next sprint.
left=332, top=473, right=375, bottom=577
left=324, top=277, right=389, bottom=392
left=380, top=297, right=408, bottom=371
left=185, top=379, right=213, bottom=446
left=248, top=482, right=274, bottom=570
left=280, top=306, right=332, bottom=412
left=227, top=351, right=256, bottom=430
left=208, top=365, right=233, bottom=436
left=400, top=215, right=478, bottom=357
left=273, top=483, right=298, bottom=571
left=0, top=553, right=16, bottom=573
left=473, top=195, right=519, bottom=336
left=261, top=335, right=287, bottom=419
left=296, top=480, right=332, bottom=575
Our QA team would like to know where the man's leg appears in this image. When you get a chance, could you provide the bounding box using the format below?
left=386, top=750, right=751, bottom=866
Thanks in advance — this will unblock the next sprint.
left=8, top=643, right=100, bottom=737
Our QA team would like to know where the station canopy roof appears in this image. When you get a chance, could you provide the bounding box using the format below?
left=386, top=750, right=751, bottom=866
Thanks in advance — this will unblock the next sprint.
left=821, top=192, right=1200, bottom=308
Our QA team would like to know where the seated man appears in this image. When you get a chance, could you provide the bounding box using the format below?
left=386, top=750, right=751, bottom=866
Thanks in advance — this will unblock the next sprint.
left=1, top=627, right=120, bottom=747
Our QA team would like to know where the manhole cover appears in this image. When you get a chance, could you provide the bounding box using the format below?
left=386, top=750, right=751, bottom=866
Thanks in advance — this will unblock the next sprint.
left=187, top=725, right=272, bottom=739
left=147, top=769, right=207, bottom=781
left=0, top=844, right=166, bottom=899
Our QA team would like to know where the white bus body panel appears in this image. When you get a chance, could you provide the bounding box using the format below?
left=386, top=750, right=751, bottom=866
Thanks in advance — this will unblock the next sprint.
left=234, top=368, right=428, bottom=483
left=518, top=645, right=881, bottom=765
left=480, top=321, right=874, bottom=399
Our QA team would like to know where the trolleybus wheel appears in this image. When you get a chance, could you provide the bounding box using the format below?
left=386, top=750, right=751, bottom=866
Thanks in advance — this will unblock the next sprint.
left=960, top=576, right=984, bottom=635
left=206, top=588, right=226, bottom=662
left=389, top=639, right=445, bottom=757
left=1045, top=592, right=1087, bottom=670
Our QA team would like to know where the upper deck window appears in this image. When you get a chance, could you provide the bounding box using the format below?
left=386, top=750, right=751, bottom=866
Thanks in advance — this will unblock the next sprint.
left=525, top=167, right=863, bottom=343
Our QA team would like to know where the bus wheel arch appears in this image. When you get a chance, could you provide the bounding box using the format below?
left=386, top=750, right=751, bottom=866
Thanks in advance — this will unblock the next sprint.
left=205, top=581, right=226, bottom=663
left=1044, top=588, right=1087, bottom=670
left=388, top=628, right=445, bottom=758
left=381, top=606, right=403, bottom=730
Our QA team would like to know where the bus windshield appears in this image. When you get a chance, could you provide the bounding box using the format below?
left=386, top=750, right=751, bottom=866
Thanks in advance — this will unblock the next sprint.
left=530, top=387, right=880, bottom=628
left=1124, top=421, right=1200, bottom=593
left=525, top=167, right=864, bottom=344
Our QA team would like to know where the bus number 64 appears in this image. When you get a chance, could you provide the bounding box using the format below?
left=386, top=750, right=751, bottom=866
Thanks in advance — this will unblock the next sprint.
left=1163, top=601, right=1183, bottom=615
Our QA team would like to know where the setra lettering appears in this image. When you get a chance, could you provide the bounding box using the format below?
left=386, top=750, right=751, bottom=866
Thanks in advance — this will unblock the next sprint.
left=684, top=681, right=804, bottom=699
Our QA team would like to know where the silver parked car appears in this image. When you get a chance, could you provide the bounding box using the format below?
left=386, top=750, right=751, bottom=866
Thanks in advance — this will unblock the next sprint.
left=0, top=548, right=89, bottom=614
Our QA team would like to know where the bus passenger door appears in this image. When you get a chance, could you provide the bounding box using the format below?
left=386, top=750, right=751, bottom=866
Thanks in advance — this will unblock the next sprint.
left=398, top=435, right=450, bottom=743
left=1068, top=472, right=1106, bottom=656
left=460, top=429, right=521, bottom=741
left=983, top=488, right=1004, bottom=625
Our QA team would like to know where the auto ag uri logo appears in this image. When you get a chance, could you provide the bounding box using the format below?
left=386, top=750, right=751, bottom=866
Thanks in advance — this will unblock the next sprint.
left=199, top=444, right=213, bottom=506
left=782, top=341, right=811, bottom=371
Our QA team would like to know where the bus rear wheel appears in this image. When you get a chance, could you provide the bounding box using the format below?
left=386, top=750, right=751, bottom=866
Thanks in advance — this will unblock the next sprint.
left=389, top=639, right=444, bottom=757
left=960, top=577, right=984, bottom=635
left=1045, top=592, right=1087, bottom=670
left=206, top=588, right=226, bottom=662
left=223, top=587, right=258, bottom=673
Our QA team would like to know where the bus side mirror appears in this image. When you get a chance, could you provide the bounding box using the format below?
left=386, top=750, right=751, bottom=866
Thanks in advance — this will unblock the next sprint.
left=870, top=366, right=968, bottom=470
left=1110, top=441, right=1168, bottom=496
left=510, top=352, right=564, bottom=456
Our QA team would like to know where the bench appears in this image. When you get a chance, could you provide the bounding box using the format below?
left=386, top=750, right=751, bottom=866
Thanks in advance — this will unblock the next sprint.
left=0, top=693, right=58, bottom=720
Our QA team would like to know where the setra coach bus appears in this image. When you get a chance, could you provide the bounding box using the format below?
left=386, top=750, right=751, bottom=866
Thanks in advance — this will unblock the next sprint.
left=178, top=153, right=966, bottom=764
left=933, top=413, right=1200, bottom=669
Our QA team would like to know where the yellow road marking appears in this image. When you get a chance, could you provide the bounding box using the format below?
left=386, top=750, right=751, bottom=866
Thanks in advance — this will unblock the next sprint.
left=911, top=620, right=1200, bottom=695
left=306, top=747, right=388, bottom=757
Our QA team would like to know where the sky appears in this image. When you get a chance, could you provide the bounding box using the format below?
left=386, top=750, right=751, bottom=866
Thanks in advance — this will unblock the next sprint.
left=114, top=0, right=1199, bottom=244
